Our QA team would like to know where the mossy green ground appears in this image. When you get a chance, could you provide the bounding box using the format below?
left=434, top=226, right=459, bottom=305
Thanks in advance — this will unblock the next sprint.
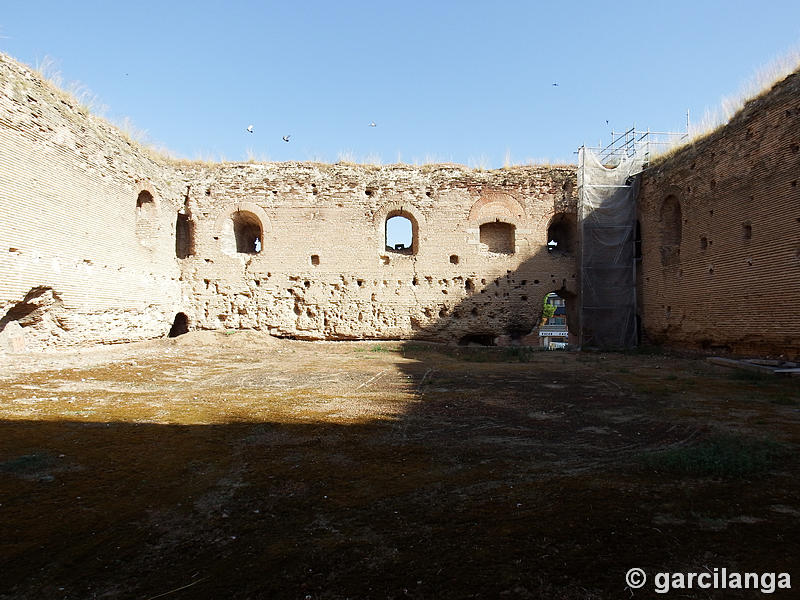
left=1, top=332, right=798, bottom=599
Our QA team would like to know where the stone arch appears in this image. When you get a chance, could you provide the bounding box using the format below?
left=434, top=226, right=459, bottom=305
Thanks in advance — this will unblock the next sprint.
left=215, top=202, right=272, bottom=256
left=373, top=202, right=425, bottom=256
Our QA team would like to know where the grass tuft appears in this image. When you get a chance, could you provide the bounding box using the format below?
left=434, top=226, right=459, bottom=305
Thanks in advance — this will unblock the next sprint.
left=642, top=434, right=789, bottom=478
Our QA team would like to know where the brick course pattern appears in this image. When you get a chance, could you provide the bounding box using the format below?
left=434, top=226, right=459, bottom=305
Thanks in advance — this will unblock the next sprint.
left=637, top=71, right=800, bottom=358
left=0, top=52, right=579, bottom=348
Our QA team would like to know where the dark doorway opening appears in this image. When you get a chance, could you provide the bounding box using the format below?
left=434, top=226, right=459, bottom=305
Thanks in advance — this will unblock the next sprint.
left=168, top=313, right=189, bottom=337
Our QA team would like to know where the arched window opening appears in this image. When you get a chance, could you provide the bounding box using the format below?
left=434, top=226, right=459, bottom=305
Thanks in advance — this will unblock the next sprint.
left=232, top=211, right=263, bottom=254
left=175, top=213, right=194, bottom=258
left=546, top=213, right=576, bottom=255
left=480, top=221, right=515, bottom=254
left=135, top=190, right=157, bottom=247
left=385, top=212, right=417, bottom=255
left=660, top=195, right=682, bottom=266
left=168, top=312, right=189, bottom=337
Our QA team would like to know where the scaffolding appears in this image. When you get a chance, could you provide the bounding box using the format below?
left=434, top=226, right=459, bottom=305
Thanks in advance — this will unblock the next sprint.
left=577, top=126, right=687, bottom=349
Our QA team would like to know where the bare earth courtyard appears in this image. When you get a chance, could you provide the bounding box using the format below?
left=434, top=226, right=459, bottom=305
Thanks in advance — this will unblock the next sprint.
left=1, top=334, right=799, bottom=599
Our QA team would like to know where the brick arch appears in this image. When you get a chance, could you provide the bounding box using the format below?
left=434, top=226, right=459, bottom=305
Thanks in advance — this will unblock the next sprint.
left=468, top=191, right=525, bottom=225
left=213, top=202, right=272, bottom=236
left=373, top=202, right=426, bottom=255
left=214, top=202, right=272, bottom=256
left=134, top=182, right=159, bottom=248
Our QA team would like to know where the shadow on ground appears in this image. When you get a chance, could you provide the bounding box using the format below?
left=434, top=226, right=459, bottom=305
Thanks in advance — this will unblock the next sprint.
left=0, top=334, right=799, bottom=599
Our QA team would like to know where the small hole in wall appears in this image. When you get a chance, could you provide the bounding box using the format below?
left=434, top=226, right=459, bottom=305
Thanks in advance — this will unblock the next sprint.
left=792, top=180, right=797, bottom=187
left=439, top=308, right=447, bottom=318
left=449, top=255, right=459, bottom=264
left=708, top=266, right=714, bottom=275
left=521, top=295, right=528, bottom=301
left=700, top=237, right=708, bottom=250
left=710, top=179, right=716, bottom=190
left=792, top=144, right=799, bottom=154
left=520, top=280, right=527, bottom=285
left=426, top=190, right=433, bottom=197
left=412, top=277, right=419, bottom=286
left=742, top=222, right=752, bottom=240
left=465, top=279, right=474, bottom=291
left=380, top=255, right=390, bottom=265
left=481, top=279, right=486, bottom=285
left=534, top=279, right=539, bottom=284
left=471, top=307, right=478, bottom=316
left=304, top=280, right=311, bottom=288
left=205, top=189, right=211, bottom=196
left=365, top=188, right=375, bottom=197
left=357, top=279, right=364, bottom=287
left=311, top=254, right=320, bottom=266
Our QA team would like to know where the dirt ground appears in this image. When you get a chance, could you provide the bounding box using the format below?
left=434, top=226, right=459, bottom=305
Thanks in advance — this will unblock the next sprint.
left=1, top=332, right=798, bottom=599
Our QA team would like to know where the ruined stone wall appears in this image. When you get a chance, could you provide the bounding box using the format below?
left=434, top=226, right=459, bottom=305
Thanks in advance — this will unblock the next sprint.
left=0, top=53, right=186, bottom=349
left=178, top=163, right=578, bottom=343
left=638, top=70, right=800, bottom=357
left=0, top=51, right=578, bottom=349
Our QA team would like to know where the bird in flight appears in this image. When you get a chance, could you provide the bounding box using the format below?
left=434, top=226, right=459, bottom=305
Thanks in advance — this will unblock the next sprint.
left=282, top=135, right=291, bottom=143
left=246, top=125, right=254, bottom=134
left=369, top=121, right=376, bottom=127
left=552, top=82, right=559, bottom=87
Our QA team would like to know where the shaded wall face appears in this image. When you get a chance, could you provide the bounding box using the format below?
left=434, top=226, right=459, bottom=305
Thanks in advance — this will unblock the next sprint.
left=0, top=54, right=185, bottom=349
left=637, top=72, right=800, bottom=357
left=178, top=165, right=579, bottom=342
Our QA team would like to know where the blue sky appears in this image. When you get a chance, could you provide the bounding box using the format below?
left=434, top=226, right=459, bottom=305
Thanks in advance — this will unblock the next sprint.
left=2, top=1, right=799, bottom=167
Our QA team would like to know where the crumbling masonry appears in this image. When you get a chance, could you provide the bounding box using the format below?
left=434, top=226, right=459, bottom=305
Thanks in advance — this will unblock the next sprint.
left=1, top=52, right=798, bottom=357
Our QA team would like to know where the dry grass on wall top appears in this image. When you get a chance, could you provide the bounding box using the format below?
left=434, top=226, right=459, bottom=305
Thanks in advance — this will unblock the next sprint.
left=652, top=48, right=800, bottom=163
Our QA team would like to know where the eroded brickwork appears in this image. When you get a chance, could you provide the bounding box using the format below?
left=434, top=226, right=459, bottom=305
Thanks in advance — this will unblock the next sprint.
left=178, top=163, right=578, bottom=342
left=638, top=71, right=800, bottom=357
left=0, top=53, right=185, bottom=349
left=0, top=52, right=579, bottom=349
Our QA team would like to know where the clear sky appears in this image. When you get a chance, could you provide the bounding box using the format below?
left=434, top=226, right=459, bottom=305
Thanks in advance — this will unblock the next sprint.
left=2, top=1, right=799, bottom=167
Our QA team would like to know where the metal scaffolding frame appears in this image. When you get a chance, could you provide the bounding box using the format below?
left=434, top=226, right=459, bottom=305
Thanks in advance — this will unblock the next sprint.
left=576, top=125, right=687, bottom=349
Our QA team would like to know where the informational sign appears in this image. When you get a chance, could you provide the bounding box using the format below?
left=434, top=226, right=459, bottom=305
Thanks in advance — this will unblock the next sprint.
left=539, top=330, right=568, bottom=337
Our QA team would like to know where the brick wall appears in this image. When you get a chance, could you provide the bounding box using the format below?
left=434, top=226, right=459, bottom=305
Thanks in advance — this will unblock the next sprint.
left=178, top=162, right=579, bottom=343
left=637, top=70, right=800, bottom=358
left=0, top=51, right=580, bottom=348
left=0, top=53, right=185, bottom=349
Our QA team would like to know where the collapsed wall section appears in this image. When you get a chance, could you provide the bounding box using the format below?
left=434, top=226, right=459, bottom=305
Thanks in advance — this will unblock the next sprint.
left=0, top=53, right=185, bottom=349
left=178, top=163, right=578, bottom=343
left=638, top=70, right=800, bottom=357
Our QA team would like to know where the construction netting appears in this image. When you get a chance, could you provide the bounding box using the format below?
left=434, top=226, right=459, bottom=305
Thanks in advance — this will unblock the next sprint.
left=578, top=147, right=647, bottom=349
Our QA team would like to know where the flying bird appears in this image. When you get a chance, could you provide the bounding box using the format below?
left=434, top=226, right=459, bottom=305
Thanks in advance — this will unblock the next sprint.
left=552, top=82, right=559, bottom=87
left=369, top=121, right=376, bottom=127
left=282, top=135, right=291, bottom=143
left=246, top=125, right=254, bottom=134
